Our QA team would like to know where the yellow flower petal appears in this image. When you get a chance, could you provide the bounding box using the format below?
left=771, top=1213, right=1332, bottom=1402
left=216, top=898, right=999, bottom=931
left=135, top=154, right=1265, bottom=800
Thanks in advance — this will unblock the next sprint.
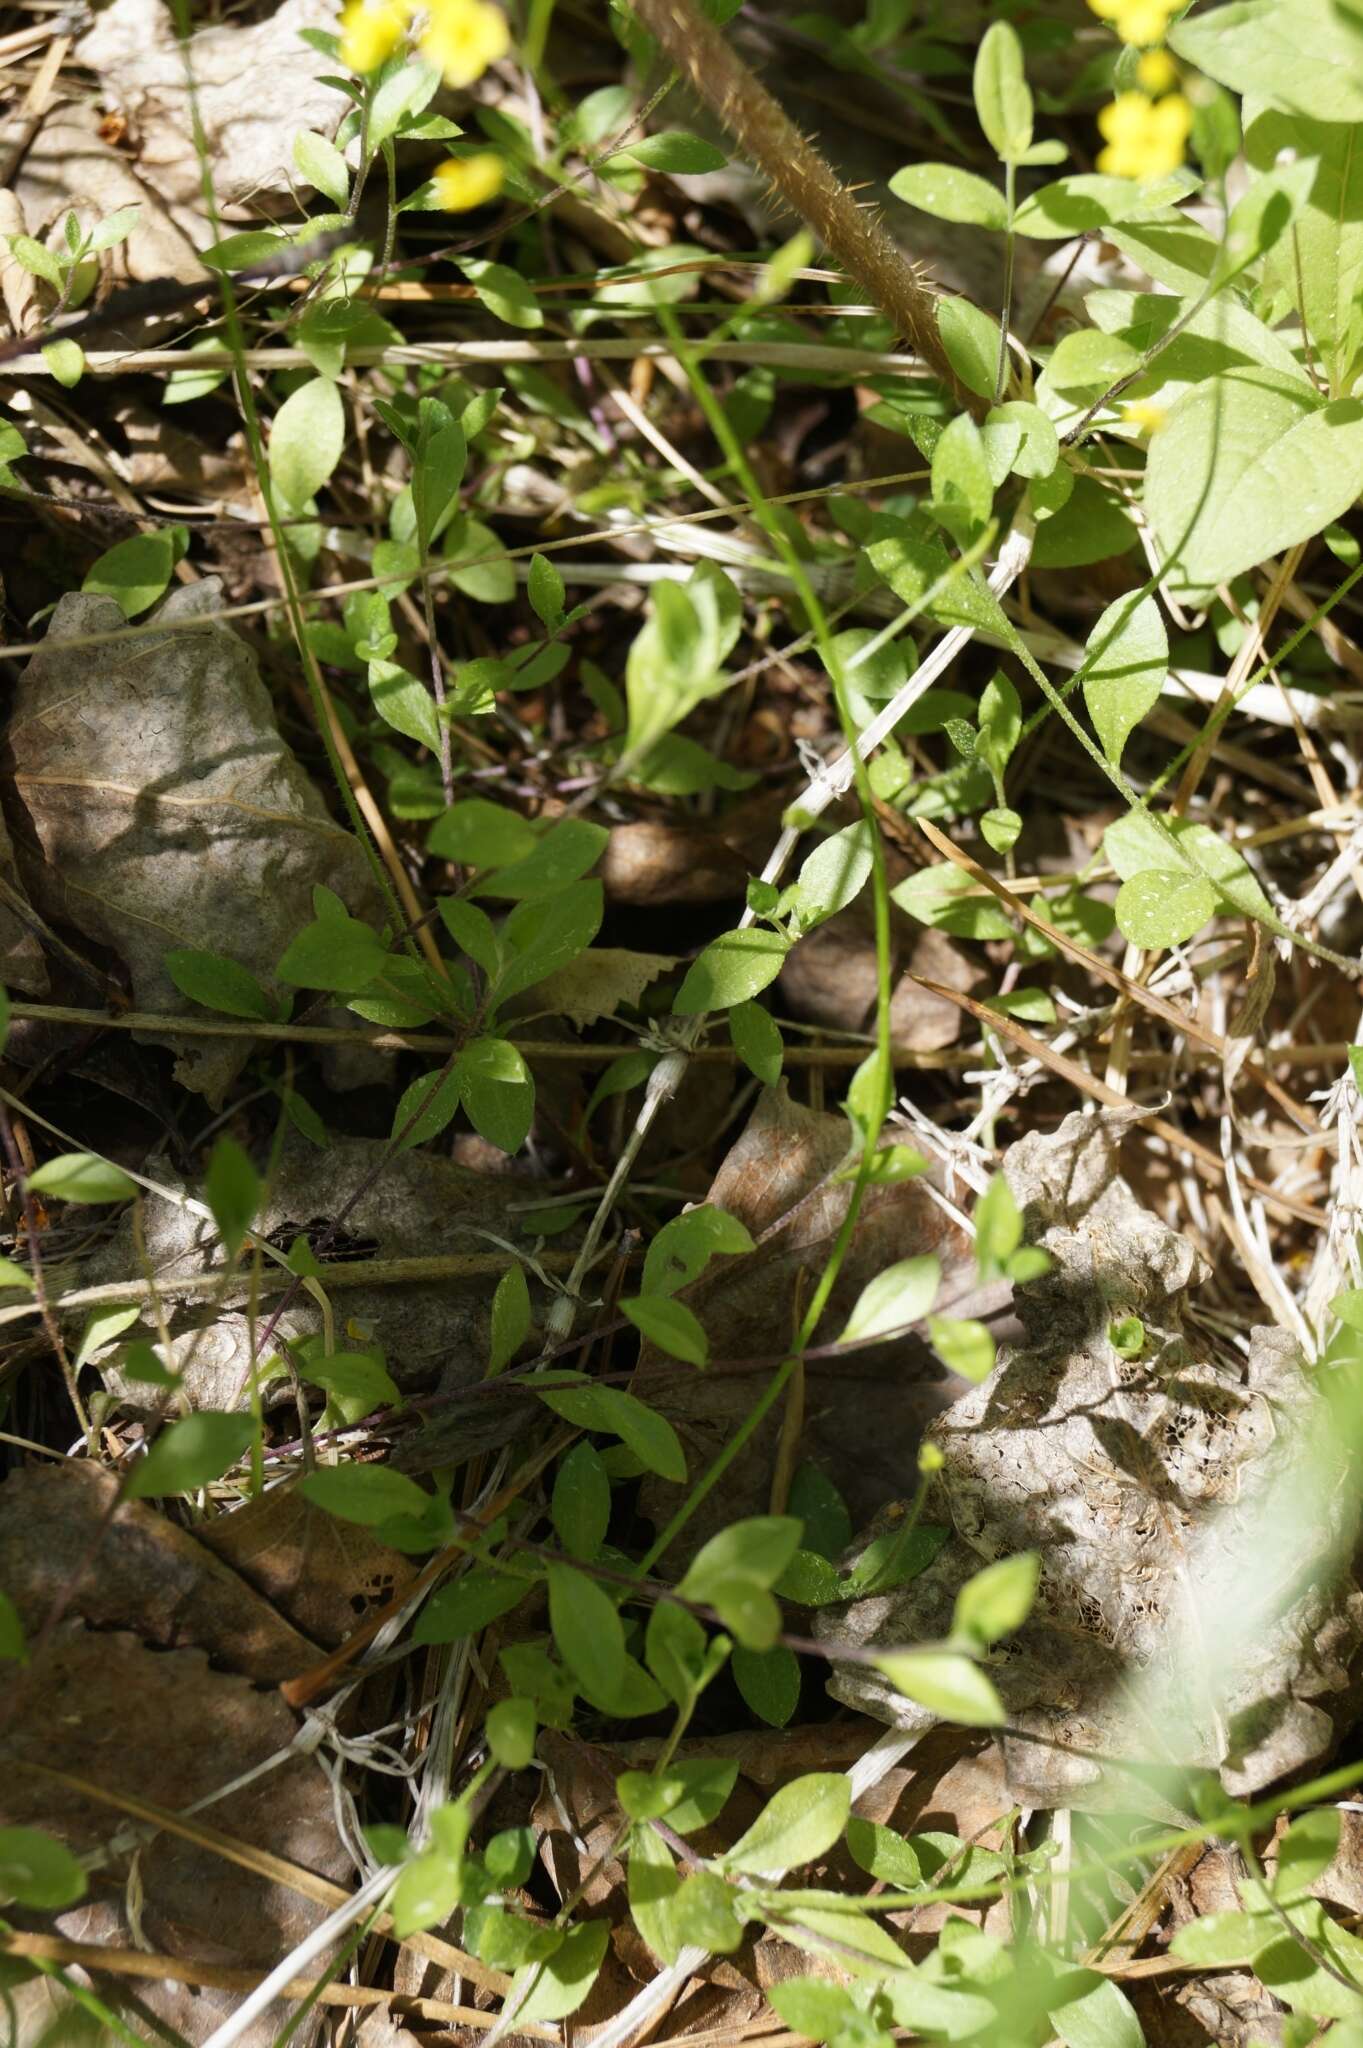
left=419, top=0, right=510, bottom=87
left=1121, top=399, right=1168, bottom=435
left=431, top=152, right=505, bottom=211
left=339, top=0, right=407, bottom=73
left=1096, top=89, right=1190, bottom=178
left=1137, top=47, right=1178, bottom=92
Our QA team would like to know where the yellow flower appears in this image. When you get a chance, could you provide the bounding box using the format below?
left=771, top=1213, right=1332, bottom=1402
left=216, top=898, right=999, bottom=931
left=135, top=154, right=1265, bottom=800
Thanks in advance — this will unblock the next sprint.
left=1086, top=0, right=1179, bottom=42
left=418, top=0, right=509, bottom=86
left=339, top=0, right=408, bottom=72
left=1137, top=47, right=1178, bottom=92
left=1121, top=399, right=1169, bottom=435
left=1097, top=90, right=1192, bottom=178
left=431, top=152, right=505, bottom=210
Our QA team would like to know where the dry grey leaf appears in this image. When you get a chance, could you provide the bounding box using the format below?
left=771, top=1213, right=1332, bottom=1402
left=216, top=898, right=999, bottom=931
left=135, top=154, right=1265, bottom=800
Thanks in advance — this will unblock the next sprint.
left=529, top=947, right=677, bottom=1030
left=778, top=912, right=980, bottom=1054
left=0, top=802, right=48, bottom=994
left=3, top=581, right=387, bottom=1103
left=818, top=1108, right=1363, bottom=1815
left=75, top=0, right=345, bottom=216
left=637, top=1084, right=976, bottom=1554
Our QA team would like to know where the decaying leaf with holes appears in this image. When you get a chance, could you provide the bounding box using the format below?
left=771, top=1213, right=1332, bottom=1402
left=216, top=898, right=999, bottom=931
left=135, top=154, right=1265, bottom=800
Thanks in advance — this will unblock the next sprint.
left=819, top=1109, right=1363, bottom=1815
left=2, top=581, right=386, bottom=1103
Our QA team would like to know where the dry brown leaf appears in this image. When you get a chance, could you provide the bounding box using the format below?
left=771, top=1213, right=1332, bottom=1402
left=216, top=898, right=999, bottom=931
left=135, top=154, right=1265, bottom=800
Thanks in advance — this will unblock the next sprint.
left=4, top=581, right=387, bottom=1103
left=602, top=820, right=753, bottom=906
left=819, top=1108, right=1363, bottom=1814
left=196, top=1483, right=417, bottom=1650
left=0, top=1461, right=320, bottom=1681
left=529, top=947, right=677, bottom=1030
left=778, top=911, right=981, bottom=1054
left=75, top=0, right=346, bottom=218
left=637, top=1084, right=975, bottom=1552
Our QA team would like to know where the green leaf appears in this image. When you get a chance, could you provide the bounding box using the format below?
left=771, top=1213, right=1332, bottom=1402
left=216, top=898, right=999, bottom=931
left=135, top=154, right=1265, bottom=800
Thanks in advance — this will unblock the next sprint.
left=620, top=129, right=727, bottom=173
left=1216, top=157, right=1316, bottom=284
left=1049, top=1970, right=1146, bottom=2048
left=644, top=1599, right=716, bottom=1707
left=71, top=1305, right=138, bottom=1371
left=528, top=551, right=565, bottom=628
left=165, top=947, right=275, bottom=1020
left=301, top=1351, right=400, bottom=1418
left=1275, top=1808, right=1341, bottom=1896
left=1046, top=329, right=1142, bottom=393
left=390, top=1067, right=462, bottom=1150
left=293, top=128, right=350, bottom=208
left=973, top=19, right=1032, bottom=162
left=1246, top=106, right=1363, bottom=390
left=977, top=670, right=1022, bottom=779
left=981, top=807, right=1021, bottom=855
left=721, top=1774, right=850, bottom=1875
left=846, top=1817, right=922, bottom=1888
left=1114, top=870, right=1218, bottom=950
left=473, top=817, right=608, bottom=901
left=127, top=1411, right=256, bottom=1498
left=270, top=375, right=345, bottom=511
left=7, top=234, right=63, bottom=287
left=28, top=1152, right=135, bottom=1203
left=932, top=411, right=993, bottom=532
left=642, top=1204, right=754, bottom=1298
left=790, top=821, right=874, bottom=930
left=368, top=57, right=441, bottom=147
left=552, top=1441, right=611, bottom=1560
left=837, top=1256, right=940, bottom=1345
left=0, top=1590, right=26, bottom=1663
left=0, top=1827, right=86, bottom=1909
left=0, top=1257, right=33, bottom=1296
left=43, top=338, right=84, bottom=387
left=769, top=1977, right=859, bottom=2044
left=975, top=1172, right=1022, bottom=1273
left=413, top=1567, right=528, bottom=1644
left=622, top=1293, right=708, bottom=1366
left=428, top=798, right=539, bottom=869
left=506, top=1918, right=609, bottom=2024
left=788, top=1464, right=851, bottom=1561
left=390, top=1844, right=462, bottom=1939
left=1014, top=170, right=1198, bottom=238
left=678, top=1516, right=803, bottom=1602
left=1170, top=0, right=1363, bottom=121
left=628, top=1822, right=682, bottom=1965
left=487, top=1696, right=537, bottom=1770
left=673, top=927, right=790, bottom=1014
left=539, top=1383, right=686, bottom=1481
left=461, top=257, right=543, bottom=330
left=368, top=660, right=440, bottom=752
left=928, top=1314, right=996, bottom=1382
left=872, top=1649, right=1005, bottom=1725
left=1030, top=473, right=1138, bottom=569
left=300, top=1463, right=432, bottom=1526
left=83, top=527, right=186, bottom=619
left=892, top=862, right=1012, bottom=942
left=548, top=1561, right=624, bottom=1696
left=729, top=1000, right=783, bottom=1086
left=201, top=228, right=288, bottom=272
left=277, top=905, right=385, bottom=992
left=952, top=1552, right=1040, bottom=1647
left=457, top=1035, right=534, bottom=1154
left=938, top=296, right=1004, bottom=402
left=890, top=163, right=1008, bottom=230
left=492, top=879, right=604, bottom=1006
left=1146, top=369, right=1363, bottom=595
left=205, top=1135, right=259, bottom=1257
left=670, top=1869, right=744, bottom=1953
left=1083, top=591, right=1168, bottom=769
left=489, top=1262, right=531, bottom=1374
left=733, top=1642, right=800, bottom=1727
left=983, top=401, right=1058, bottom=482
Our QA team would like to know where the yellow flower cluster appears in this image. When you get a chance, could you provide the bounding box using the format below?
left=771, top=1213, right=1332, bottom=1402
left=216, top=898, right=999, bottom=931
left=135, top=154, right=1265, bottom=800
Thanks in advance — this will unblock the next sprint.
left=1087, top=0, right=1181, bottom=46
left=338, top=0, right=509, bottom=84
left=432, top=152, right=505, bottom=210
left=1096, top=89, right=1192, bottom=178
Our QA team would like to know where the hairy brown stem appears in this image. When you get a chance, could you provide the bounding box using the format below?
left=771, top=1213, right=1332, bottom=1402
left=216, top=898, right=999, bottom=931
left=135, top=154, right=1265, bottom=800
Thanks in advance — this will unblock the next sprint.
left=630, top=0, right=976, bottom=412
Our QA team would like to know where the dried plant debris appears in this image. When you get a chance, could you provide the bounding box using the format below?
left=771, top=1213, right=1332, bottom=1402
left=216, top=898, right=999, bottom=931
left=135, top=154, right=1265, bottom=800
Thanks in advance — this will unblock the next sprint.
left=3, top=582, right=386, bottom=1103
left=74, top=1133, right=560, bottom=1416
left=75, top=0, right=345, bottom=216
left=819, top=1109, right=1363, bottom=1815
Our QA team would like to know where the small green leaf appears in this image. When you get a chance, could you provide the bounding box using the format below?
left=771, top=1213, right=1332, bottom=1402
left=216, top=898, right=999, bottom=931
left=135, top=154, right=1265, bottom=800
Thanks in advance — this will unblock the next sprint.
left=837, top=1256, right=940, bottom=1345
left=790, top=821, right=874, bottom=930
left=461, top=257, right=543, bottom=330
left=975, top=1172, right=1023, bottom=1274
left=846, top=1817, right=922, bottom=1888
left=981, top=807, right=1021, bottom=854
left=390, top=1845, right=462, bottom=1939
left=527, top=551, right=565, bottom=628
left=0, top=1827, right=86, bottom=1909
left=732, top=1642, right=800, bottom=1727
left=506, top=1918, right=609, bottom=2024
left=548, top=1561, right=624, bottom=1697
left=300, top=1463, right=432, bottom=1526
left=1275, top=1808, right=1341, bottom=1896
left=673, top=927, right=790, bottom=1015
left=938, top=296, right=1005, bottom=402
left=1083, top=592, right=1168, bottom=768
left=670, top=1869, right=743, bottom=1953
left=487, top=1696, right=537, bottom=1770
left=0, top=1590, right=25, bottom=1663
left=391, top=1067, right=462, bottom=1151
left=165, top=947, right=276, bottom=1020
left=293, top=128, right=350, bottom=208
left=127, top=1412, right=256, bottom=1498
left=457, top=1036, right=534, bottom=1154
left=628, top=1821, right=682, bottom=1965
left=619, top=130, right=727, bottom=173
left=678, top=1517, right=803, bottom=1602
left=929, top=1314, right=996, bottom=1382
left=1049, top=1970, right=1146, bottom=2048
left=551, top=1441, right=611, bottom=1560
left=43, top=339, right=84, bottom=387
left=7, top=234, right=63, bottom=287
left=1114, top=870, right=1218, bottom=950
left=277, top=907, right=386, bottom=992
left=729, top=1000, right=783, bottom=1086
left=952, top=1552, right=1040, bottom=1648
left=429, top=798, right=538, bottom=869
left=83, top=527, right=186, bottom=619
left=890, top=163, right=1008, bottom=229
left=973, top=19, right=1033, bottom=162
left=270, top=375, right=345, bottom=511
left=769, top=1978, right=859, bottom=2043
left=73, top=1305, right=139, bottom=1371
left=0, top=1257, right=33, bottom=1295
left=489, top=1262, right=531, bottom=1374
left=28, top=1152, right=135, bottom=1203
left=872, top=1649, right=1004, bottom=1725
left=539, top=1383, right=686, bottom=1481
left=205, top=1135, right=259, bottom=1257
left=413, top=1568, right=528, bottom=1644
left=621, top=1293, right=708, bottom=1366
left=721, top=1774, right=850, bottom=1875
